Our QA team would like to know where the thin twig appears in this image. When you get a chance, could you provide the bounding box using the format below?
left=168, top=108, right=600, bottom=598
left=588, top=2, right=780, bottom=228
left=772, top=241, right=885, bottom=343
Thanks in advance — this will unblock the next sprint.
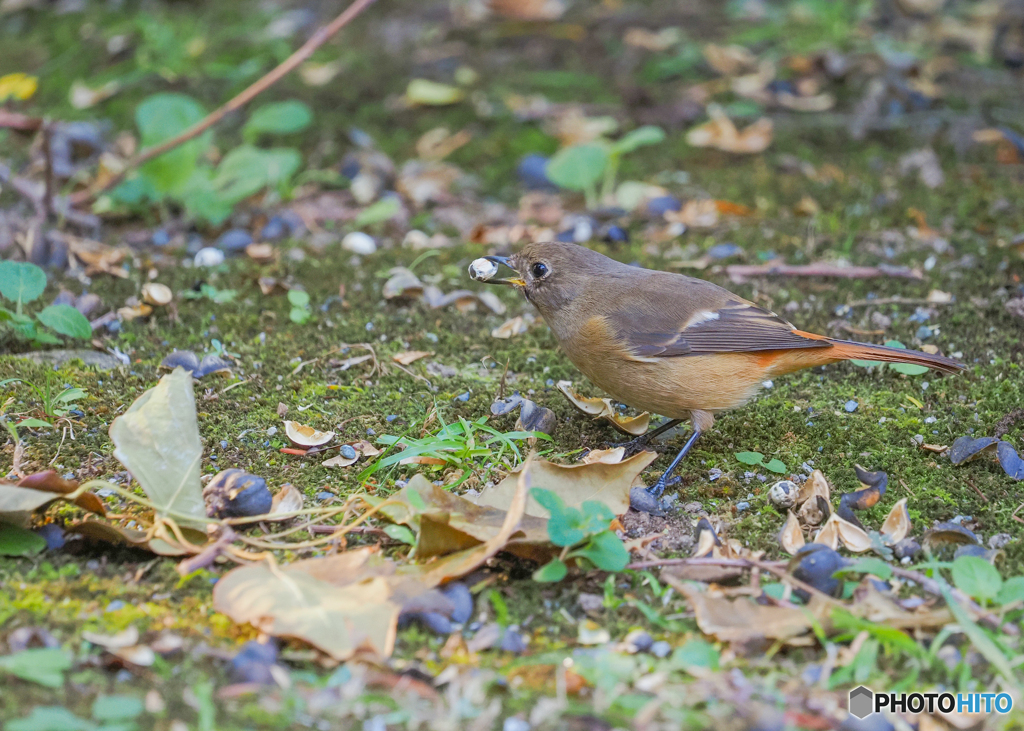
left=41, top=120, right=55, bottom=217
left=70, top=0, right=378, bottom=206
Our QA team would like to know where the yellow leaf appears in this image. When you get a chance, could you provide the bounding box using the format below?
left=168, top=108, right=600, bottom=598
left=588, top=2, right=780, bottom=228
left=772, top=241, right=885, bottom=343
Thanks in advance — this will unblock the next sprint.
left=0, top=73, right=38, bottom=102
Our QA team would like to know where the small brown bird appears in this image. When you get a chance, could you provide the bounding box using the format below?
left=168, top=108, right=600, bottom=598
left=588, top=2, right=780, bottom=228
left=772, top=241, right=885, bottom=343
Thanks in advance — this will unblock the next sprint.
left=471, top=242, right=964, bottom=513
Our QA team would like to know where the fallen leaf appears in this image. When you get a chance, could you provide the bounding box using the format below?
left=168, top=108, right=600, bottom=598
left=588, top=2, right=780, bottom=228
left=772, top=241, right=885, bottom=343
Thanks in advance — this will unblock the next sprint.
left=380, top=473, right=550, bottom=562
left=109, top=368, right=207, bottom=529
left=703, top=44, right=757, bottom=76
left=405, top=79, right=464, bottom=106
left=415, top=127, right=472, bottom=161
left=685, top=104, right=772, bottom=154
left=323, top=452, right=359, bottom=468
left=473, top=451, right=658, bottom=518
left=667, top=199, right=719, bottom=229
left=392, top=350, right=433, bottom=366
left=580, top=447, right=626, bottom=465
left=68, top=519, right=207, bottom=557
left=0, top=470, right=105, bottom=525
left=669, top=580, right=829, bottom=643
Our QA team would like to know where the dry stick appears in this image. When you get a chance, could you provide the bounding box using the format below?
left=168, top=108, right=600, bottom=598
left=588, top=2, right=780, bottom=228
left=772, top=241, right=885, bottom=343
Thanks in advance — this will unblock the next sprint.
left=70, top=0, right=378, bottom=206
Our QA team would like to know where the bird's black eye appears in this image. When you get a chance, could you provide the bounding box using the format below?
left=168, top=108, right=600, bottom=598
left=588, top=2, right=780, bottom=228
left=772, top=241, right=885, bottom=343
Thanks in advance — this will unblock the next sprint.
left=531, top=262, right=549, bottom=279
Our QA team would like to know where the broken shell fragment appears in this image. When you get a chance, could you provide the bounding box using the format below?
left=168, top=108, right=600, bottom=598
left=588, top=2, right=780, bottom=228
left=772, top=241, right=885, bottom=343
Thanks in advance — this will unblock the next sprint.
left=283, top=420, right=335, bottom=448
left=769, top=480, right=798, bottom=510
left=853, top=464, right=888, bottom=494
left=799, top=494, right=830, bottom=526
left=469, top=257, right=499, bottom=281
left=692, top=517, right=721, bottom=557
left=892, top=537, right=921, bottom=561
left=923, top=522, right=980, bottom=557
left=555, top=380, right=651, bottom=436
left=997, top=440, right=1024, bottom=480
left=880, top=497, right=911, bottom=545
left=779, top=510, right=805, bottom=555
left=141, top=282, right=173, bottom=306
left=268, top=484, right=303, bottom=519
left=795, top=469, right=830, bottom=506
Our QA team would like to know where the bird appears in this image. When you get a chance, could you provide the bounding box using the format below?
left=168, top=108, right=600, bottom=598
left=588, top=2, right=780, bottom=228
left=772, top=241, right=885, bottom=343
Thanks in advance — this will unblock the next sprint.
left=470, top=241, right=964, bottom=514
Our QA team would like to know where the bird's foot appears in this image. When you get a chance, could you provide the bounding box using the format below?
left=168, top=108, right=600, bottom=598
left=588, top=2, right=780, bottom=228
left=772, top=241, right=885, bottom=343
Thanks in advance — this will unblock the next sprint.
left=628, top=476, right=681, bottom=516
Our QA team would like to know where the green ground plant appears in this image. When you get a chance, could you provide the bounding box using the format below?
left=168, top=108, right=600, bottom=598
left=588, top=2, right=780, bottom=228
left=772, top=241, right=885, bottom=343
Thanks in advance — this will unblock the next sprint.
left=0, top=262, right=91, bottom=347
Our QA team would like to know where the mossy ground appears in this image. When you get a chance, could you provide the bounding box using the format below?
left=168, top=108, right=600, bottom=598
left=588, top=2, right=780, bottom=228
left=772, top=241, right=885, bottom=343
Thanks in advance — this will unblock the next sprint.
left=1, top=0, right=1023, bottom=727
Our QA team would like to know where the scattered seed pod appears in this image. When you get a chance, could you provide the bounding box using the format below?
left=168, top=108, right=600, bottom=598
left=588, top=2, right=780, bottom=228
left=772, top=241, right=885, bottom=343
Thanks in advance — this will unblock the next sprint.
left=892, top=537, right=921, bottom=561
left=490, top=393, right=524, bottom=416
left=160, top=350, right=232, bottom=378
left=814, top=513, right=872, bottom=553
left=769, top=480, right=798, bottom=510
left=692, top=517, right=721, bottom=557
left=953, top=544, right=996, bottom=561
left=880, top=497, right=911, bottom=545
left=283, top=420, right=335, bottom=449
left=853, top=464, right=888, bottom=494
left=141, top=282, right=173, bottom=306
left=947, top=435, right=998, bottom=465
left=517, top=398, right=557, bottom=435
left=799, top=494, right=830, bottom=526
left=922, top=522, right=981, bottom=557
left=779, top=510, right=806, bottom=555
left=468, top=257, right=499, bottom=282
left=204, top=469, right=273, bottom=519
left=997, top=440, right=1024, bottom=480
left=789, top=543, right=847, bottom=599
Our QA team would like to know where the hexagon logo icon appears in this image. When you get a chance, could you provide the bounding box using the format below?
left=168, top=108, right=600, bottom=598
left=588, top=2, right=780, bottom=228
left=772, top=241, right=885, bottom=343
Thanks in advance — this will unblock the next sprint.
left=849, top=686, right=874, bottom=719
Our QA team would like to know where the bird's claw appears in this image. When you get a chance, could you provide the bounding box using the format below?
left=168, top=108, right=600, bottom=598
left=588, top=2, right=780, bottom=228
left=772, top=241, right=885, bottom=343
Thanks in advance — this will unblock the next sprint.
left=629, top=477, right=680, bottom=516
left=607, top=435, right=653, bottom=458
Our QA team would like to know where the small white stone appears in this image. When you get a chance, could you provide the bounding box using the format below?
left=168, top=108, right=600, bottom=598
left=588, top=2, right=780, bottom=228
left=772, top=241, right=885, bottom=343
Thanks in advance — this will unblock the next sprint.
left=769, top=480, right=798, bottom=509
left=342, top=231, right=377, bottom=255
left=402, top=229, right=431, bottom=249
left=469, top=257, right=499, bottom=281
left=193, top=247, right=225, bottom=267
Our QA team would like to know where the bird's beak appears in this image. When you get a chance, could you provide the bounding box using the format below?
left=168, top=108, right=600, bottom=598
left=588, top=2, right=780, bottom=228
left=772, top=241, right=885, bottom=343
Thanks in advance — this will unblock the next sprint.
left=480, top=256, right=526, bottom=287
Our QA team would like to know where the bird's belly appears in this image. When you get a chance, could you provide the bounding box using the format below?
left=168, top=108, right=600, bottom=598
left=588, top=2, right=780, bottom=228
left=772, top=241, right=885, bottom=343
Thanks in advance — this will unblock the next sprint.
left=571, top=352, right=766, bottom=419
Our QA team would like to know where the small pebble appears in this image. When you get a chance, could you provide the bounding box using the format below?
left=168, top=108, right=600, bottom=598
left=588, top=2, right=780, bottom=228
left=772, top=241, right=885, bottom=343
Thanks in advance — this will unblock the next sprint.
left=503, top=718, right=531, bottom=731
left=706, top=242, right=742, bottom=260
left=650, top=640, right=671, bottom=658
left=735, top=501, right=750, bottom=512
left=342, top=231, right=377, bottom=255
left=455, top=392, right=470, bottom=402
left=646, top=196, right=682, bottom=217
left=316, top=491, right=334, bottom=501
left=340, top=444, right=357, bottom=460
left=230, top=640, right=278, bottom=684
left=844, top=400, right=858, bottom=413
left=260, top=216, right=287, bottom=241
left=106, top=600, right=126, bottom=613
left=623, top=629, right=653, bottom=653
left=415, top=612, right=453, bottom=635
left=517, top=154, right=554, bottom=190
left=151, top=228, right=171, bottom=247
left=603, top=225, right=629, bottom=243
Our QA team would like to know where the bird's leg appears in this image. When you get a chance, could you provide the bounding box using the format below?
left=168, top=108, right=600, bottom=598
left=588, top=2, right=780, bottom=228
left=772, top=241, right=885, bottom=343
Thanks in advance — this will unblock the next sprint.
left=629, top=429, right=701, bottom=515
left=610, top=418, right=683, bottom=456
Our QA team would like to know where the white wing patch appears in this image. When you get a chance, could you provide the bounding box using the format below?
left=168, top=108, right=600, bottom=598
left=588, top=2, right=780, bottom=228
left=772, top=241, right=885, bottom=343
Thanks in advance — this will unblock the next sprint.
left=684, top=310, right=721, bottom=329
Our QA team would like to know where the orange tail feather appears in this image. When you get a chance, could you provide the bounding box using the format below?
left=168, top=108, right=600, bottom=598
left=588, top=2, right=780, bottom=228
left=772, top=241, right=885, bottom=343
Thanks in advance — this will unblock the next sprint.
left=824, top=338, right=965, bottom=375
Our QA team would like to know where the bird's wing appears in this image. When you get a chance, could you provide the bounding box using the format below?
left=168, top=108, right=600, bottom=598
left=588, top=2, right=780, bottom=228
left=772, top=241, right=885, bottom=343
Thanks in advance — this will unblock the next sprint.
left=606, top=288, right=832, bottom=358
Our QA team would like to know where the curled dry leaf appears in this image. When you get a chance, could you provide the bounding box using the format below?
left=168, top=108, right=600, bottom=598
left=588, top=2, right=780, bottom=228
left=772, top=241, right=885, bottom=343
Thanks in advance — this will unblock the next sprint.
left=392, top=350, right=433, bottom=366
left=685, top=105, right=773, bottom=154
left=473, top=451, right=658, bottom=518
left=780, top=510, right=806, bottom=555
left=382, top=268, right=424, bottom=300
left=69, top=518, right=208, bottom=557
left=283, top=420, right=335, bottom=448
left=555, top=380, right=651, bottom=436
left=141, top=283, right=172, bottom=306
left=880, top=497, right=910, bottom=545
left=666, top=199, right=719, bottom=229
left=323, top=452, right=359, bottom=468
left=356, top=440, right=381, bottom=457
left=0, top=470, right=105, bottom=525
left=703, top=43, right=757, bottom=76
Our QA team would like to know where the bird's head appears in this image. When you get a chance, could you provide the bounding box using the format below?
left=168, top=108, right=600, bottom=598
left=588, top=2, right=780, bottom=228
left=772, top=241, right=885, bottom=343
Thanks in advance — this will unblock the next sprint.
left=469, top=241, right=621, bottom=314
